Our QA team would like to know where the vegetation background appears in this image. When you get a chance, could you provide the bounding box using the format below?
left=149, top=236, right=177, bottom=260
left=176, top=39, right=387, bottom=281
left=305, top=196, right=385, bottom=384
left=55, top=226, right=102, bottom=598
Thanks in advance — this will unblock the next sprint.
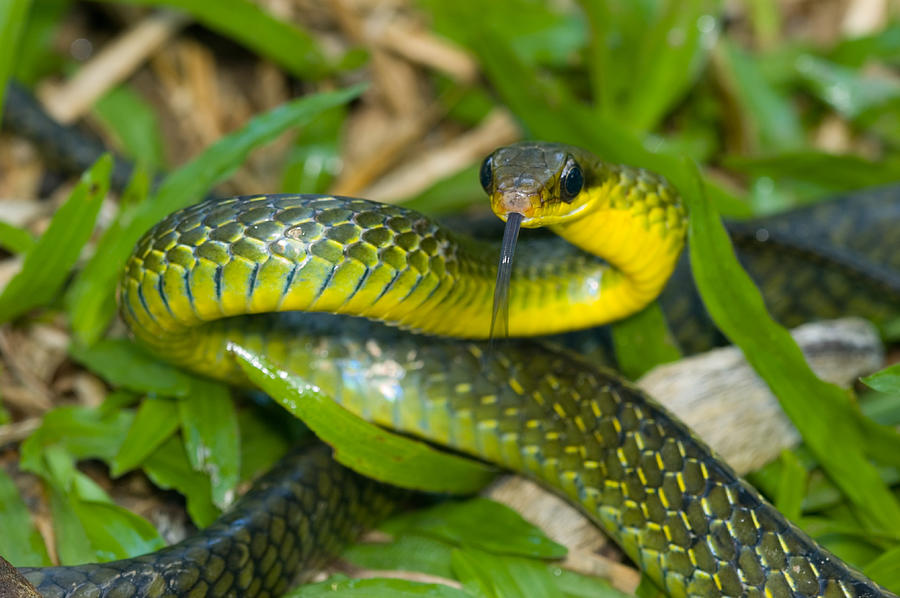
left=1, top=0, right=900, bottom=596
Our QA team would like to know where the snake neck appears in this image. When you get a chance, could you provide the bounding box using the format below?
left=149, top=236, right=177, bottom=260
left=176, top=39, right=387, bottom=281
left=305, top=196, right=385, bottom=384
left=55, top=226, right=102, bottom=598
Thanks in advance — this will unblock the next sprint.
left=549, top=165, right=687, bottom=321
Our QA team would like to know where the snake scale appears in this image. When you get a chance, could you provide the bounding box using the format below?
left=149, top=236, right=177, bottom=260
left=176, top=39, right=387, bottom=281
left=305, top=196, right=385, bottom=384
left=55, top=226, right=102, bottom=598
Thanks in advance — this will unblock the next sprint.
left=2, top=91, right=898, bottom=598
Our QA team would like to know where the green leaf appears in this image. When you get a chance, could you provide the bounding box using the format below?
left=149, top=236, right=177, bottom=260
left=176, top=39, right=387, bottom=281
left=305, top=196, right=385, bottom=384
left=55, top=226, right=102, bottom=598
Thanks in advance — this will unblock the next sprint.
left=795, top=54, right=900, bottom=119
left=578, top=0, right=655, bottom=119
left=0, top=220, right=35, bottom=254
left=420, top=0, right=583, bottom=67
left=864, top=543, right=900, bottom=592
left=67, top=486, right=165, bottom=562
left=0, top=0, right=33, bottom=113
left=829, top=24, right=900, bottom=67
left=725, top=151, right=900, bottom=191
left=682, top=158, right=900, bottom=531
left=48, top=483, right=95, bottom=565
left=618, top=0, right=721, bottom=132
left=862, top=364, right=900, bottom=394
left=178, top=378, right=240, bottom=509
left=230, top=343, right=497, bottom=494
left=66, top=84, right=366, bottom=345
left=41, top=445, right=164, bottom=564
left=549, top=566, right=630, bottom=598
left=773, top=450, right=807, bottom=522
left=20, top=406, right=133, bottom=477
left=451, top=548, right=563, bottom=598
left=11, top=0, right=67, bottom=85
left=383, top=498, right=565, bottom=559
left=402, top=165, right=484, bottom=216
left=66, top=168, right=151, bottom=341
left=93, top=85, right=165, bottom=170
left=95, top=0, right=334, bottom=79
left=281, top=104, right=345, bottom=194
left=634, top=573, right=665, bottom=598
left=69, top=338, right=196, bottom=397
left=0, top=467, right=50, bottom=566
left=142, top=435, right=219, bottom=528
left=611, top=302, right=681, bottom=379
left=238, top=408, right=292, bottom=482
left=719, top=41, right=804, bottom=151
left=112, top=396, right=180, bottom=475
left=289, top=575, right=472, bottom=597
left=0, top=154, right=110, bottom=324
left=745, top=0, right=780, bottom=49
left=343, top=534, right=455, bottom=579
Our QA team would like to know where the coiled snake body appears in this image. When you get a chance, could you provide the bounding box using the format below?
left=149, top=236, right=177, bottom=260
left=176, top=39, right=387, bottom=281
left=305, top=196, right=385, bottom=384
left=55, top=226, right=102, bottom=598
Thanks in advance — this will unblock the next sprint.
left=21, top=143, right=898, bottom=598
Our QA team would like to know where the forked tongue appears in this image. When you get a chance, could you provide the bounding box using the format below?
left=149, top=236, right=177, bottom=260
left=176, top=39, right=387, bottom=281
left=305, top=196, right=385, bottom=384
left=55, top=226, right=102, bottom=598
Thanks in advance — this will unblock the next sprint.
left=488, top=212, right=524, bottom=349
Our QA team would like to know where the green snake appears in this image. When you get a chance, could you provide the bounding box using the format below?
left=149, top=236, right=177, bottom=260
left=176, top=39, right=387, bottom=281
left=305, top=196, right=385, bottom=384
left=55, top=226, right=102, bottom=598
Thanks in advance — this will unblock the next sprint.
left=15, top=140, right=900, bottom=598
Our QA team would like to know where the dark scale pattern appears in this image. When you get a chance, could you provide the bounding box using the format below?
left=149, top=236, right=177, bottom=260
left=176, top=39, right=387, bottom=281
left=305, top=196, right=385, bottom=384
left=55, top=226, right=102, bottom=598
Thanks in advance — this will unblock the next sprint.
left=21, top=447, right=398, bottom=598
left=50, top=192, right=899, bottom=598
left=202, top=310, right=897, bottom=598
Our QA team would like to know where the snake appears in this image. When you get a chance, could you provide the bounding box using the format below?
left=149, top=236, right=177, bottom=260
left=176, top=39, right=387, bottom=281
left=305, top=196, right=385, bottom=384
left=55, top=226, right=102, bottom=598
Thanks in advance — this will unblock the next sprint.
left=11, top=138, right=899, bottom=598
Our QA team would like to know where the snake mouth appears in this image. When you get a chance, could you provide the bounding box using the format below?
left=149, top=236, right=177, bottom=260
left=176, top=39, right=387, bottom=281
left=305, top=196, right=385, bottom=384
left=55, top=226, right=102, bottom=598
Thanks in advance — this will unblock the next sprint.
left=490, top=191, right=541, bottom=225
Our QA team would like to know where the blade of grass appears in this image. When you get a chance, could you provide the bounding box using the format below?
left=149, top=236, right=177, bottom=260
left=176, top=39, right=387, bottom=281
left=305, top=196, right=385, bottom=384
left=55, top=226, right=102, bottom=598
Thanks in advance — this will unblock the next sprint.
left=289, top=576, right=472, bottom=598
left=0, top=468, right=51, bottom=567
left=864, top=544, right=900, bottom=592
left=773, top=449, right=807, bottom=522
left=795, top=54, right=900, bottom=120
left=42, top=446, right=164, bottom=563
left=718, top=40, right=804, bottom=151
left=66, top=84, right=366, bottom=345
left=682, top=158, right=900, bottom=531
left=93, top=85, right=165, bottom=171
left=611, top=302, right=681, bottom=379
left=281, top=104, right=345, bottom=194
left=230, top=343, right=497, bottom=494
left=577, top=0, right=657, bottom=119
left=112, top=397, right=180, bottom=476
left=0, top=0, right=33, bottom=113
left=178, top=378, right=240, bottom=509
left=861, top=364, right=900, bottom=394
left=0, top=221, right=35, bottom=254
left=725, top=150, right=900, bottom=191
left=0, top=154, right=110, bottom=324
left=96, top=0, right=334, bottom=79
left=745, top=0, right=781, bottom=49
left=451, top=548, right=564, bottom=598
left=343, top=535, right=456, bottom=579
left=382, top=498, right=565, bottom=559
left=619, top=0, right=721, bottom=133
left=69, top=338, right=196, bottom=397
left=11, top=0, right=67, bottom=85
left=142, top=435, right=219, bottom=527
left=19, top=406, right=133, bottom=477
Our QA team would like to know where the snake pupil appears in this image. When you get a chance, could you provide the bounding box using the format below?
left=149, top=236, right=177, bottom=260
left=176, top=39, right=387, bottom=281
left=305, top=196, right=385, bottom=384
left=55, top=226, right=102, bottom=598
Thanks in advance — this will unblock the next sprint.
left=479, top=156, right=493, bottom=192
left=561, top=162, right=584, bottom=202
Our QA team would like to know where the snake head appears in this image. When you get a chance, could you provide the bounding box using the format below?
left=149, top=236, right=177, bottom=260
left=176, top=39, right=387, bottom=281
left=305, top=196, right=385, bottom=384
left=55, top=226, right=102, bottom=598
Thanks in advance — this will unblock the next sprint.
left=480, top=141, right=597, bottom=228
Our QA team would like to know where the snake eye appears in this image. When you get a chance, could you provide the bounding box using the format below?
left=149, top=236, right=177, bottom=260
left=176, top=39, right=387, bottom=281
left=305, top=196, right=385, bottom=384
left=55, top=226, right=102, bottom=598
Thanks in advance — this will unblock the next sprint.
left=479, top=156, right=493, bottom=193
left=561, top=162, right=584, bottom=202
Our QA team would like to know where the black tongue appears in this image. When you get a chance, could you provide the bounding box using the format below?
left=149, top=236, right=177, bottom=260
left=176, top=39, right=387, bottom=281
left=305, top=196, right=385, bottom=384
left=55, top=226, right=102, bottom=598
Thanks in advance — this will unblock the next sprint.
left=489, top=212, right=524, bottom=344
